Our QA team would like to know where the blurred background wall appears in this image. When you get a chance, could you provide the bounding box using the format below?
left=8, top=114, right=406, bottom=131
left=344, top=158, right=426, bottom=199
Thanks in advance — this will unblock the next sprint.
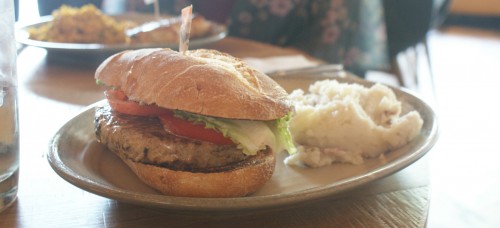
left=450, top=0, right=500, bottom=16
left=445, top=0, right=500, bottom=30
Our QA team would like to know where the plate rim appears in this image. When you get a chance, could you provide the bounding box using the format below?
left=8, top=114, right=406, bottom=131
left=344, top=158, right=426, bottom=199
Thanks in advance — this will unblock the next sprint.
left=47, top=76, right=439, bottom=213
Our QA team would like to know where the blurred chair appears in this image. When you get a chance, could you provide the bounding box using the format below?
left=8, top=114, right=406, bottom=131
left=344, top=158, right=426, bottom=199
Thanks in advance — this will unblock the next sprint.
left=383, top=0, right=451, bottom=88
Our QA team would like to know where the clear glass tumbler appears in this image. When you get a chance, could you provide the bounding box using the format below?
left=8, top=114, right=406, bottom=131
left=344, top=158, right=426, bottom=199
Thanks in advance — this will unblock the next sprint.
left=0, top=0, right=20, bottom=212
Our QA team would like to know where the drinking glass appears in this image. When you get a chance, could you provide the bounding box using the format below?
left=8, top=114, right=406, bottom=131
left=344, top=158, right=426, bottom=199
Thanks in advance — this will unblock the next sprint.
left=0, top=0, right=20, bottom=212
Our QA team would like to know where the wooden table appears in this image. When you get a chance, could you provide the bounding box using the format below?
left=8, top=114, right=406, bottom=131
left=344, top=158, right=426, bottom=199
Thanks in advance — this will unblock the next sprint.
left=0, top=37, right=431, bottom=227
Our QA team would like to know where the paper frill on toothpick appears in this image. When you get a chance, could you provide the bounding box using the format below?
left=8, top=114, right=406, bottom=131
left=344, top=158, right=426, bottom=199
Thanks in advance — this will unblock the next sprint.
left=179, top=5, right=193, bottom=54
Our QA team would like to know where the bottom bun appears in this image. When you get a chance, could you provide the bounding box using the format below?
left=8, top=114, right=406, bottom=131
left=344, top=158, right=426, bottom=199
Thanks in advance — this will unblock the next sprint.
left=121, top=149, right=276, bottom=198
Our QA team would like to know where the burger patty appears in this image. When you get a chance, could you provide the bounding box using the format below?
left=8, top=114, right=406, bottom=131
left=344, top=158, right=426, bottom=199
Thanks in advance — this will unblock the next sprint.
left=95, top=104, right=256, bottom=172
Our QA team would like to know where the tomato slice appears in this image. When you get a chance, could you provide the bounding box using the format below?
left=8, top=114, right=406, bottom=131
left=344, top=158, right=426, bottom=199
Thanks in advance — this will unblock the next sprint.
left=159, top=113, right=234, bottom=145
left=105, top=90, right=234, bottom=145
left=105, top=90, right=171, bottom=116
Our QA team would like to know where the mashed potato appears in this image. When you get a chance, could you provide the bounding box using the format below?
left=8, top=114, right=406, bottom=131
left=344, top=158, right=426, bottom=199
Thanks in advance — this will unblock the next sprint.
left=285, top=80, right=423, bottom=168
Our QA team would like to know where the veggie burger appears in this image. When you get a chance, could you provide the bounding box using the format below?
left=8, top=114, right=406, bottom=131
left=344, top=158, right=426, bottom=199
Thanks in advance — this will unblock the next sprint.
left=94, top=48, right=295, bottom=197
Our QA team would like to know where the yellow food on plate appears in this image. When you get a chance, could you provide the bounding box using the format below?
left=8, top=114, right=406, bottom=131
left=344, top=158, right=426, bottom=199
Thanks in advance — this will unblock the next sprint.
left=28, top=4, right=215, bottom=46
left=29, top=4, right=131, bottom=44
left=285, top=80, right=423, bottom=168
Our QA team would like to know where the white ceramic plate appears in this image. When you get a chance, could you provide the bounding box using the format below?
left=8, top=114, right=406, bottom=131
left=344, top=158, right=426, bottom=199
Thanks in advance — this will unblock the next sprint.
left=47, top=73, right=438, bottom=214
left=16, top=14, right=227, bottom=55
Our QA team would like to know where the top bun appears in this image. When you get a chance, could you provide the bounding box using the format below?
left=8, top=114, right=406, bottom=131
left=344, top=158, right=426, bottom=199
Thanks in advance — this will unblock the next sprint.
left=95, top=48, right=291, bottom=120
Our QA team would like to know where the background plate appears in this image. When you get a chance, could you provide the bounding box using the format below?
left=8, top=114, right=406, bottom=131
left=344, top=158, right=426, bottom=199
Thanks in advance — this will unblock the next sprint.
left=47, top=73, right=438, bottom=214
left=16, top=13, right=227, bottom=65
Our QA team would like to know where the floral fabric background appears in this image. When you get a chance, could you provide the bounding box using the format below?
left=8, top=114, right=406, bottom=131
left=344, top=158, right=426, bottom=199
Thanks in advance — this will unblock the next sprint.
left=129, top=0, right=389, bottom=77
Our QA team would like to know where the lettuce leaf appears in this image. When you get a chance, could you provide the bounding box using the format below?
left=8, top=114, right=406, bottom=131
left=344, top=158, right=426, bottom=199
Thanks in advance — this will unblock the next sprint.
left=269, top=112, right=297, bottom=155
left=174, top=111, right=296, bottom=155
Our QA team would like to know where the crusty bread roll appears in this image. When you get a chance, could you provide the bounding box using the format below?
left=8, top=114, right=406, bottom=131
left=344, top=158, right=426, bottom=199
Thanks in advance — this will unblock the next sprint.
left=95, top=48, right=291, bottom=120
left=95, top=48, right=291, bottom=198
left=122, top=148, right=275, bottom=198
